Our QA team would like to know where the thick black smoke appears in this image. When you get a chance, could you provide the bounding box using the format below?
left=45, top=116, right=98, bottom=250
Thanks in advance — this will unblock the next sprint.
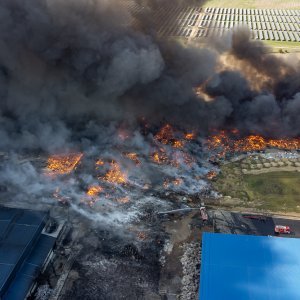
left=0, top=0, right=299, bottom=154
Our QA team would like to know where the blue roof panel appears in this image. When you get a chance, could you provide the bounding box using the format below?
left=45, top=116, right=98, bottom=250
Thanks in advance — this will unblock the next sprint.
left=0, top=221, right=11, bottom=239
left=3, top=234, right=55, bottom=300
left=19, top=263, right=40, bottom=278
left=5, top=224, right=39, bottom=245
left=200, top=233, right=300, bottom=300
left=26, top=234, right=55, bottom=266
left=0, top=265, right=14, bottom=289
left=0, top=245, right=25, bottom=265
left=0, top=208, right=17, bottom=221
left=16, top=211, right=47, bottom=226
left=0, top=207, right=49, bottom=298
left=3, top=274, right=34, bottom=300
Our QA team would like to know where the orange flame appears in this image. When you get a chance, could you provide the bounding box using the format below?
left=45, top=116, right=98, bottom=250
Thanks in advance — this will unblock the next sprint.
left=103, top=161, right=127, bottom=184
left=155, top=124, right=185, bottom=148
left=206, top=171, right=217, bottom=180
left=96, top=159, right=105, bottom=166
left=87, top=185, right=103, bottom=197
left=155, top=124, right=174, bottom=144
left=163, top=178, right=183, bottom=188
left=173, top=140, right=185, bottom=148
left=152, top=149, right=169, bottom=164
left=207, top=131, right=300, bottom=157
left=47, top=153, right=83, bottom=175
left=185, top=132, right=195, bottom=140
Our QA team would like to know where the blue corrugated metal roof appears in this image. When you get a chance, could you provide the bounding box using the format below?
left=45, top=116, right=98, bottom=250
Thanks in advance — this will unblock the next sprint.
left=200, top=233, right=300, bottom=300
left=3, top=234, right=55, bottom=300
left=0, top=207, right=55, bottom=300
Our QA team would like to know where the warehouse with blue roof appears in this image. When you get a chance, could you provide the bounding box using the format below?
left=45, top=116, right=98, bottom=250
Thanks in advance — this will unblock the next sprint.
left=0, top=207, right=57, bottom=300
left=199, top=232, right=300, bottom=300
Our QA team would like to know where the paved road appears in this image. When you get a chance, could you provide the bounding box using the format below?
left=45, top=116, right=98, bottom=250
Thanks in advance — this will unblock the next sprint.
left=213, top=210, right=300, bottom=238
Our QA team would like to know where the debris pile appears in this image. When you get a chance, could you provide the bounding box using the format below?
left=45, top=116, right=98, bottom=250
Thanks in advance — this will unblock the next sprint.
left=180, top=242, right=201, bottom=300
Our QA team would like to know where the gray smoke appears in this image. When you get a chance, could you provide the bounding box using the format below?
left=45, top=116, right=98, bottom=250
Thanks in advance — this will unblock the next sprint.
left=0, top=1, right=299, bottom=155
left=0, top=0, right=299, bottom=227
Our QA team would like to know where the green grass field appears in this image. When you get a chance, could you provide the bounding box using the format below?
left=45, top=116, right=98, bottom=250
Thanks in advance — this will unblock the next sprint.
left=244, top=172, right=300, bottom=211
left=262, top=40, right=300, bottom=52
left=204, top=0, right=300, bottom=10
left=213, top=164, right=300, bottom=212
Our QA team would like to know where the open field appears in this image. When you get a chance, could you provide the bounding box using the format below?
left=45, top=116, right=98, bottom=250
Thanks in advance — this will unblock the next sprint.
left=204, top=0, right=300, bottom=10
left=244, top=172, right=300, bottom=211
left=213, top=156, right=300, bottom=212
left=263, top=40, right=300, bottom=51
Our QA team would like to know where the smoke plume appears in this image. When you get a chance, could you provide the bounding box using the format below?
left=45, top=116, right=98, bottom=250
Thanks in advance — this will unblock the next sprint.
left=0, top=0, right=299, bottom=154
left=0, top=0, right=299, bottom=225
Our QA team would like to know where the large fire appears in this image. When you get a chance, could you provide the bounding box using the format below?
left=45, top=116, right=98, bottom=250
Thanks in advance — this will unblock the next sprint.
left=46, top=124, right=300, bottom=207
left=46, top=153, right=83, bottom=175
left=155, top=124, right=174, bottom=145
left=207, top=131, right=300, bottom=157
left=154, top=124, right=186, bottom=149
left=103, top=161, right=127, bottom=184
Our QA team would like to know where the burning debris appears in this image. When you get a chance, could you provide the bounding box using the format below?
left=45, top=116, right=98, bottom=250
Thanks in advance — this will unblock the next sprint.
left=124, top=152, right=141, bottom=165
left=86, top=185, right=103, bottom=197
left=206, top=171, right=217, bottom=180
left=0, top=0, right=299, bottom=299
left=43, top=123, right=211, bottom=210
left=102, top=161, right=127, bottom=185
left=46, top=153, right=83, bottom=176
left=207, top=130, right=300, bottom=158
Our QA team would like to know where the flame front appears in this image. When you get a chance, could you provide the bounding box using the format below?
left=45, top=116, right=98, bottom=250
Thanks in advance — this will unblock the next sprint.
left=207, top=131, right=300, bottom=157
left=47, top=153, right=83, bottom=175
left=45, top=125, right=300, bottom=210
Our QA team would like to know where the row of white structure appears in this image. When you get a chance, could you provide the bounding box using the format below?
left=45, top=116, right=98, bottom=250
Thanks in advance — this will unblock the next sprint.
left=195, top=27, right=300, bottom=42
left=201, top=13, right=299, bottom=23
left=199, top=20, right=300, bottom=32
left=204, top=7, right=300, bottom=16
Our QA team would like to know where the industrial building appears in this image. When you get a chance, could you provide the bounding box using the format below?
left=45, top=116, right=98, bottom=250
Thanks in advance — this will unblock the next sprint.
left=0, top=207, right=59, bottom=300
left=199, top=232, right=300, bottom=300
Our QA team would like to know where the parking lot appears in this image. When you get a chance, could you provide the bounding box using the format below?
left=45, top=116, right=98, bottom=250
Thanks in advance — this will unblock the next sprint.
left=213, top=210, right=300, bottom=238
